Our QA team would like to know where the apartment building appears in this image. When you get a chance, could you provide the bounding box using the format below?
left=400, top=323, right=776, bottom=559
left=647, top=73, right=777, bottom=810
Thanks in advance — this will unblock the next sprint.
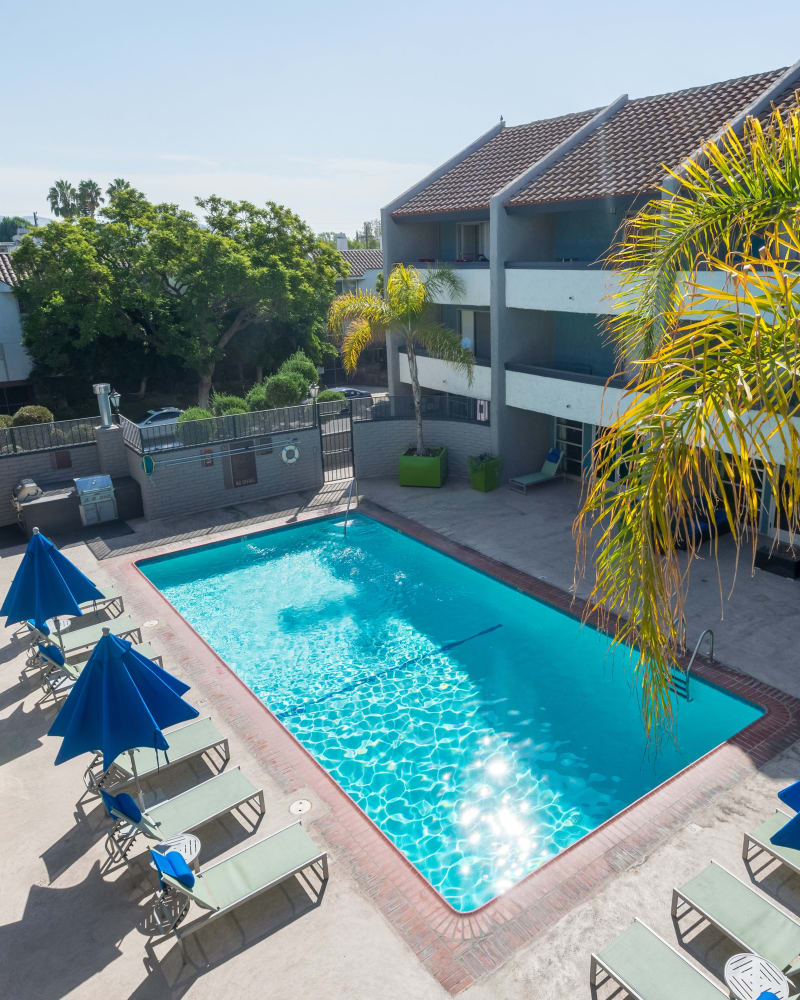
left=381, top=64, right=800, bottom=499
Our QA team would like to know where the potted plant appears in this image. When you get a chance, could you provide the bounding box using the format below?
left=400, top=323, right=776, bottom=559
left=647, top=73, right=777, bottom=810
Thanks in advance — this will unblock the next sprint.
left=468, top=453, right=502, bottom=492
left=399, top=445, right=448, bottom=487
left=328, top=264, right=473, bottom=487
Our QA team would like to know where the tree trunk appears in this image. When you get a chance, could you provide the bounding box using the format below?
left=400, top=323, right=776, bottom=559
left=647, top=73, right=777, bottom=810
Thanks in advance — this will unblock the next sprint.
left=405, top=336, right=425, bottom=456
left=256, top=364, right=263, bottom=383
left=135, top=373, right=149, bottom=398
left=198, top=371, right=213, bottom=409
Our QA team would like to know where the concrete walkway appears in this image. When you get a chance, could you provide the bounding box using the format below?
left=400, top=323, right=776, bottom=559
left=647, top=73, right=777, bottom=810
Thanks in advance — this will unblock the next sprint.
left=0, top=479, right=799, bottom=999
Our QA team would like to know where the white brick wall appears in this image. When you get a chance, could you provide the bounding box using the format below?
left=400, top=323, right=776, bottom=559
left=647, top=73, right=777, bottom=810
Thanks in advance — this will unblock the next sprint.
left=353, top=420, right=493, bottom=480
left=0, top=444, right=100, bottom=525
left=126, top=428, right=324, bottom=521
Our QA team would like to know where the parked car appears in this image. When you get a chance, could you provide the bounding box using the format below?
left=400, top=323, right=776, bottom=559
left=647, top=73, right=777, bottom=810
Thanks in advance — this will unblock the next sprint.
left=138, top=407, right=183, bottom=428
left=326, top=387, right=373, bottom=400
left=138, top=407, right=184, bottom=450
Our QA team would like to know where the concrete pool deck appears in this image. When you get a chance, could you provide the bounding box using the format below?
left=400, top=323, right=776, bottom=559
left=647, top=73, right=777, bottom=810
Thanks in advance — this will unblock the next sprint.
left=1, top=477, right=800, bottom=999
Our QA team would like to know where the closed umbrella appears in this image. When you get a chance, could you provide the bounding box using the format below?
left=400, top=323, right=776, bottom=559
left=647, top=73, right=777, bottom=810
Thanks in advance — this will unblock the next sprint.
left=1, top=526, right=104, bottom=638
left=48, top=629, right=199, bottom=804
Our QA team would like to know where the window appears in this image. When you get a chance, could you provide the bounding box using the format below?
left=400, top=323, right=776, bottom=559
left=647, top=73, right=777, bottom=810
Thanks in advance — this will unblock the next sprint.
left=457, top=309, right=490, bottom=361
left=456, top=222, right=489, bottom=262
left=555, top=418, right=584, bottom=478
left=224, top=441, right=257, bottom=488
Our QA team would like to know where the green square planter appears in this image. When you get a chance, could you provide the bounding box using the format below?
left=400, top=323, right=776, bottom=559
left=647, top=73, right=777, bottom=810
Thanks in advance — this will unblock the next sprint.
left=398, top=447, right=448, bottom=487
left=468, top=456, right=503, bottom=492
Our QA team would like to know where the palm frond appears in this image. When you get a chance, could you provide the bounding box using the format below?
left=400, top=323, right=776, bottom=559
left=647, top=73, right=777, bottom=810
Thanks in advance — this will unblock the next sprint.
left=423, top=265, right=465, bottom=302
left=416, top=322, right=474, bottom=385
left=341, top=317, right=378, bottom=373
left=606, top=99, right=800, bottom=362
left=577, top=230, right=800, bottom=739
left=386, top=263, right=427, bottom=324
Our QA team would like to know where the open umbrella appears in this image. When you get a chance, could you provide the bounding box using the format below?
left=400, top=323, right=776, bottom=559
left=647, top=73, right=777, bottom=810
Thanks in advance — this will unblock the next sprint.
left=48, top=629, right=199, bottom=804
left=1, top=526, right=105, bottom=634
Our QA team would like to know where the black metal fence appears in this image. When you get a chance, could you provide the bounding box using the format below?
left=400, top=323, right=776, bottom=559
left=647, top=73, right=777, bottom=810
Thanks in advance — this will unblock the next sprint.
left=351, top=394, right=490, bottom=424
left=123, top=406, right=317, bottom=455
left=0, top=416, right=97, bottom=457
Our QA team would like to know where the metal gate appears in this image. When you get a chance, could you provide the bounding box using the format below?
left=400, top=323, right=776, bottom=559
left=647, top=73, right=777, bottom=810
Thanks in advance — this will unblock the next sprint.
left=318, top=400, right=354, bottom=481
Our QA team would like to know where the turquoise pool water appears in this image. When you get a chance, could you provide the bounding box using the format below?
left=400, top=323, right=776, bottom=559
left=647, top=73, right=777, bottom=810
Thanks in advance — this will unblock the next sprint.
left=138, top=514, right=763, bottom=912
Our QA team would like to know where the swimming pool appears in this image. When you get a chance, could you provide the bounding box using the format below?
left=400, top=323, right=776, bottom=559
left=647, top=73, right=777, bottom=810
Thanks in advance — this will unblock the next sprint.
left=138, top=513, right=763, bottom=912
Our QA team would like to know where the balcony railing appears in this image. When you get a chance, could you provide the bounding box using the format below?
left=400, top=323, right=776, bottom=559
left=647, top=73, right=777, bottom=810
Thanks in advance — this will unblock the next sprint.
left=0, top=416, right=98, bottom=457
left=505, top=362, right=629, bottom=389
left=351, top=393, right=490, bottom=425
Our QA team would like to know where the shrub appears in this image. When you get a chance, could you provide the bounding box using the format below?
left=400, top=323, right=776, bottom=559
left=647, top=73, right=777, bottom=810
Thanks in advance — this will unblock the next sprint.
left=12, top=405, right=55, bottom=426
left=177, top=407, right=213, bottom=423
left=0, top=414, right=12, bottom=429
left=315, top=390, right=346, bottom=403
left=210, top=393, right=248, bottom=416
left=279, top=350, right=318, bottom=386
left=245, top=382, right=269, bottom=412
left=264, top=371, right=306, bottom=408
left=176, top=407, right=214, bottom=447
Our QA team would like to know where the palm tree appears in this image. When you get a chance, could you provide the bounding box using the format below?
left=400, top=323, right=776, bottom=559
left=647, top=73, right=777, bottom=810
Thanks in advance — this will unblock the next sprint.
left=106, top=178, right=131, bottom=199
left=328, top=264, right=473, bottom=455
left=575, top=101, right=800, bottom=740
left=77, top=179, right=104, bottom=216
left=47, top=179, right=78, bottom=219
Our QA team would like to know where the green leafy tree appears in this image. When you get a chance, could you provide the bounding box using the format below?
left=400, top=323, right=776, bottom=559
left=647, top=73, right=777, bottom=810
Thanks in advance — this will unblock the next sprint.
left=576, top=102, right=800, bottom=740
left=0, top=216, right=28, bottom=242
left=329, top=264, right=473, bottom=455
left=77, top=179, right=104, bottom=217
left=47, top=180, right=78, bottom=219
left=106, top=178, right=132, bottom=199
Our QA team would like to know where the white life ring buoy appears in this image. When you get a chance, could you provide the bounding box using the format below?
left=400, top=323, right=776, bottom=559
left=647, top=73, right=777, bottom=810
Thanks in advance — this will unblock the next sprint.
left=281, top=443, right=300, bottom=465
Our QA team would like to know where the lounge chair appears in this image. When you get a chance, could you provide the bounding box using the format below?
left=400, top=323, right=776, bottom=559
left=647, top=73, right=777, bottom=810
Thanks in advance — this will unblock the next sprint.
left=508, top=448, right=564, bottom=494
left=80, top=585, right=124, bottom=617
left=590, top=918, right=725, bottom=999
left=150, top=820, right=327, bottom=956
left=84, top=716, right=229, bottom=795
left=743, top=808, right=800, bottom=878
left=102, top=766, right=265, bottom=863
left=35, top=640, right=163, bottom=705
left=672, top=860, right=800, bottom=973
left=55, top=614, right=141, bottom=653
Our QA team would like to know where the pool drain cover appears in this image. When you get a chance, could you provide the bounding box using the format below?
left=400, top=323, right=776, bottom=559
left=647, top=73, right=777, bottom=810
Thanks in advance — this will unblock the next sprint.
left=289, top=799, right=312, bottom=815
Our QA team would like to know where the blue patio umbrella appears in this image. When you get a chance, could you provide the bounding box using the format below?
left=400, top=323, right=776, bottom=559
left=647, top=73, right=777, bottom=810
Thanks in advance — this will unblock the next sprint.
left=1, top=526, right=104, bottom=631
left=49, top=629, right=199, bottom=803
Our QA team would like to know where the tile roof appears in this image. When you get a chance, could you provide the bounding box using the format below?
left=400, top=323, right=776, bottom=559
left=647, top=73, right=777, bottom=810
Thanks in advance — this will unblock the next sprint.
left=338, top=248, right=383, bottom=277
left=0, top=253, right=17, bottom=287
left=508, top=68, right=789, bottom=207
left=392, top=109, right=601, bottom=217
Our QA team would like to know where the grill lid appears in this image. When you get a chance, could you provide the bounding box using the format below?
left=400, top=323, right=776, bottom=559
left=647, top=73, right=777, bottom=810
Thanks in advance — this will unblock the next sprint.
left=73, top=474, right=113, bottom=495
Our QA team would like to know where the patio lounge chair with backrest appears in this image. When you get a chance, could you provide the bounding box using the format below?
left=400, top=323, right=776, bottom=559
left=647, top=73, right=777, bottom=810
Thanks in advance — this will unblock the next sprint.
left=743, top=808, right=800, bottom=879
left=672, top=860, right=800, bottom=974
left=150, top=820, right=328, bottom=958
left=508, top=448, right=564, bottom=494
left=590, top=918, right=726, bottom=999
left=55, top=614, right=141, bottom=653
left=80, top=585, right=124, bottom=617
left=83, top=716, right=229, bottom=795
left=101, top=766, right=265, bottom=863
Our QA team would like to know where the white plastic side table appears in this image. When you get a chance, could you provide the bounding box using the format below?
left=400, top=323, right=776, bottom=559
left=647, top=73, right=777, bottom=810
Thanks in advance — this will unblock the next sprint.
left=151, top=833, right=201, bottom=871
left=724, top=952, right=789, bottom=1000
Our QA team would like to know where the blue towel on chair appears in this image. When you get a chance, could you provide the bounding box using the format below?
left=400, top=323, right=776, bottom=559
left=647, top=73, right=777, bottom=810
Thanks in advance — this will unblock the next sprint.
left=757, top=992, right=780, bottom=1000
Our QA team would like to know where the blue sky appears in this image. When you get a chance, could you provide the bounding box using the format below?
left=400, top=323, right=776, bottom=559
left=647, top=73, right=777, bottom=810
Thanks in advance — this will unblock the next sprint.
left=4, top=0, right=799, bottom=235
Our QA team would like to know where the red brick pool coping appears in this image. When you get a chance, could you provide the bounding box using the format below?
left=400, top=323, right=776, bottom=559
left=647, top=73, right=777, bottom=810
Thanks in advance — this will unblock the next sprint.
left=120, top=499, right=800, bottom=994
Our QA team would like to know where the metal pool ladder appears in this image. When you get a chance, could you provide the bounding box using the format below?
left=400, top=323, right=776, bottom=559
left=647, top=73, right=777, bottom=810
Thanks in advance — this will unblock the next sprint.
left=343, top=477, right=357, bottom=536
left=671, top=628, right=714, bottom=700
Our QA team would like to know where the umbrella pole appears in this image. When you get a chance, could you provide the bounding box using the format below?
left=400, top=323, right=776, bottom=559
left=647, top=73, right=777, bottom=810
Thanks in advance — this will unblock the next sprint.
left=129, top=749, right=145, bottom=809
left=54, top=616, right=65, bottom=652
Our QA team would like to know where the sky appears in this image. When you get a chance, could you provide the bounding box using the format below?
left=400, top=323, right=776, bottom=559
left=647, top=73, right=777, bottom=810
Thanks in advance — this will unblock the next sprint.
left=3, top=0, right=800, bottom=236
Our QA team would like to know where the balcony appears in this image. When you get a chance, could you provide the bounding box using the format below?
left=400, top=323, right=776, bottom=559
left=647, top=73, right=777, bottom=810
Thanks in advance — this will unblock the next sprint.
left=399, top=351, right=492, bottom=400
left=505, top=262, right=622, bottom=315
left=400, top=261, right=491, bottom=307
left=504, top=362, right=632, bottom=425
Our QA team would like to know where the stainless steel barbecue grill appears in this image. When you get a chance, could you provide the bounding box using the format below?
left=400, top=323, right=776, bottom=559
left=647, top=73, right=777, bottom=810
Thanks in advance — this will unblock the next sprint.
left=73, top=474, right=117, bottom=526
